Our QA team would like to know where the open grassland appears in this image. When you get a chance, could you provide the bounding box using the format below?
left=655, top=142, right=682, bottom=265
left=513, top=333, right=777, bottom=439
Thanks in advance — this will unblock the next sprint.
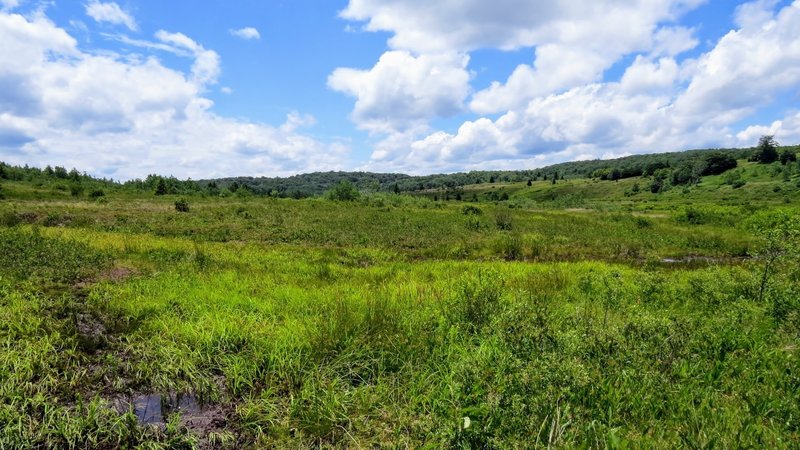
left=1, top=171, right=799, bottom=449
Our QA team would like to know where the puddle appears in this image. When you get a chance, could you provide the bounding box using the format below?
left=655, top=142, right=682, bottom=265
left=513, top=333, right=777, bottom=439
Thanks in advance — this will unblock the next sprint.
left=658, top=256, right=749, bottom=265
left=113, top=392, right=231, bottom=448
left=124, top=393, right=204, bottom=425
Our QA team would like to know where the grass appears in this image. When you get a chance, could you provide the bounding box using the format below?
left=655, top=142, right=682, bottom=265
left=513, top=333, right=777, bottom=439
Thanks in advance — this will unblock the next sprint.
left=0, top=166, right=799, bottom=448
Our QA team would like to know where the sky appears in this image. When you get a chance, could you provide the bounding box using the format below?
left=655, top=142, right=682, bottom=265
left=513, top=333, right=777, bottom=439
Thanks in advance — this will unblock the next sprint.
left=0, top=0, right=799, bottom=180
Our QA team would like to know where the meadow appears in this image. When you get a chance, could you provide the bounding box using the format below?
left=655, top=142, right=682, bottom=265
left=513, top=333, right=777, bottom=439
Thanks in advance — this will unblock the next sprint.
left=1, top=157, right=799, bottom=449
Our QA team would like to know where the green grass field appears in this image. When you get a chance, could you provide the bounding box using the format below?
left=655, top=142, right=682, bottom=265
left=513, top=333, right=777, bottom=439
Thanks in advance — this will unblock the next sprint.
left=1, top=160, right=799, bottom=448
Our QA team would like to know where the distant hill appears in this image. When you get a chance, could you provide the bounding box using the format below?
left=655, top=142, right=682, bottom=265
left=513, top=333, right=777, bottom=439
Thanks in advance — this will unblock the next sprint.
left=200, top=146, right=766, bottom=197
left=2, top=144, right=797, bottom=198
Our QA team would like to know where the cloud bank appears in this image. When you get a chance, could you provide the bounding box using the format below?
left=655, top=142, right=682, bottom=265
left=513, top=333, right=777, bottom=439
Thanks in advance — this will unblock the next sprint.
left=0, top=11, right=346, bottom=180
left=333, top=0, right=800, bottom=174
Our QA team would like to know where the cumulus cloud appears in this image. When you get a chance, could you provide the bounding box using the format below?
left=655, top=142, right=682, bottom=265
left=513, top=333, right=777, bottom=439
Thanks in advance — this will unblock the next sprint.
left=358, top=0, right=800, bottom=174
left=736, top=111, right=800, bottom=144
left=328, top=51, right=471, bottom=133
left=154, top=30, right=221, bottom=85
left=0, top=11, right=347, bottom=179
left=341, top=0, right=704, bottom=54
left=85, top=1, right=137, bottom=31
left=230, top=27, right=260, bottom=40
left=341, top=0, right=706, bottom=116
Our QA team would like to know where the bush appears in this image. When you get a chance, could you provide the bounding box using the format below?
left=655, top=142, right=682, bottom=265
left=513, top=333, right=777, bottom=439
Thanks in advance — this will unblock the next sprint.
left=495, top=211, right=513, bottom=230
left=69, top=183, right=84, bottom=197
left=174, top=198, right=190, bottom=212
left=89, top=189, right=105, bottom=199
left=326, top=181, right=360, bottom=201
left=462, top=205, right=483, bottom=216
left=779, top=148, right=797, bottom=165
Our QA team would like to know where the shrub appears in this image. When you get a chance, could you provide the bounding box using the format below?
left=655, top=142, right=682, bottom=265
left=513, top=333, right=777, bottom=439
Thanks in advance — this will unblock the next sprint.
left=464, top=215, right=486, bottom=232
left=779, top=148, right=797, bottom=165
left=0, top=211, right=21, bottom=227
left=496, top=233, right=523, bottom=260
left=495, top=210, right=513, bottom=230
left=174, top=198, right=190, bottom=212
left=462, top=205, right=483, bottom=216
left=326, top=181, right=360, bottom=201
left=69, top=183, right=84, bottom=197
left=89, top=189, right=105, bottom=199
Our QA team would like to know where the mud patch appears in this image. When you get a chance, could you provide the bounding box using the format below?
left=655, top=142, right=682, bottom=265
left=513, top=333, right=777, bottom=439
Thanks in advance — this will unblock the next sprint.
left=75, top=312, right=107, bottom=353
left=75, top=266, right=138, bottom=289
left=116, top=392, right=233, bottom=448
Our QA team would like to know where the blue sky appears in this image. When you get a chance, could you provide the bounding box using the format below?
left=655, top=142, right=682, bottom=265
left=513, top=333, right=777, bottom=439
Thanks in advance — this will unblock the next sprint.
left=1, top=0, right=799, bottom=180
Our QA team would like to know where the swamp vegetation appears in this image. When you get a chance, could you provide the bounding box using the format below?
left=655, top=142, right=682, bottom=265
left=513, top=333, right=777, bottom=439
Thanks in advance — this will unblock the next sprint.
left=0, top=155, right=799, bottom=448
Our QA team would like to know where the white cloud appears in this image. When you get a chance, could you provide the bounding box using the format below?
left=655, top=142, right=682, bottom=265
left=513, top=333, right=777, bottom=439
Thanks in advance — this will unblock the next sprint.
left=230, top=27, right=260, bottom=40
left=333, top=0, right=800, bottom=174
left=341, top=0, right=706, bottom=116
left=341, top=0, right=705, bottom=54
left=154, top=30, right=221, bottom=86
left=736, top=111, right=800, bottom=144
left=651, top=26, right=699, bottom=57
left=85, top=1, right=137, bottom=31
left=361, top=0, right=800, bottom=174
left=0, top=11, right=347, bottom=179
left=328, top=51, right=471, bottom=133
left=620, top=56, right=680, bottom=95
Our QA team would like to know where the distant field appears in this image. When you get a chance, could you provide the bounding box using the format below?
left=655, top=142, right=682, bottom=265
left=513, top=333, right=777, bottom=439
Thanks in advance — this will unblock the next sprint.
left=1, top=160, right=799, bottom=448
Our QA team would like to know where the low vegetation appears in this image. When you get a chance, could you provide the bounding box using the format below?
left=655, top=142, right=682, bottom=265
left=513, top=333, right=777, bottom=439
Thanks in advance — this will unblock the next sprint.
left=1, top=143, right=799, bottom=448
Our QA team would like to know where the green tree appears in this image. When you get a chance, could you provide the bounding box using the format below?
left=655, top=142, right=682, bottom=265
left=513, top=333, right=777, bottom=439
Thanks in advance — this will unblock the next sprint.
left=326, top=181, right=360, bottom=201
left=701, top=152, right=737, bottom=175
left=753, top=135, right=779, bottom=164
left=155, top=178, right=168, bottom=196
left=750, top=211, right=800, bottom=303
left=779, top=148, right=797, bottom=165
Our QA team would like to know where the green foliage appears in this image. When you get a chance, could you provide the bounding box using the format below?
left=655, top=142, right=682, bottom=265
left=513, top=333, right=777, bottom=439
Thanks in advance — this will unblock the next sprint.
left=752, top=135, right=779, bottom=164
left=155, top=178, right=168, bottom=195
left=0, top=228, right=109, bottom=283
left=748, top=210, right=800, bottom=302
left=701, top=152, right=737, bottom=175
left=494, top=210, right=513, bottom=230
left=325, top=181, right=361, bottom=201
left=461, top=205, right=483, bottom=216
left=174, top=198, right=190, bottom=212
left=70, top=183, right=84, bottom=197
left=779, top=147, right=797, bottom=165
left=0, top=157, right=799, bottom=448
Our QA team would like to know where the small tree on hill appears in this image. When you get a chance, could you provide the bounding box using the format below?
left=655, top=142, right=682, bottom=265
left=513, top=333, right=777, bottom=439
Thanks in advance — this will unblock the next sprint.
left=326, top=181, right=360, bottom=201
left=753, top=135, right=779, bottom=164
